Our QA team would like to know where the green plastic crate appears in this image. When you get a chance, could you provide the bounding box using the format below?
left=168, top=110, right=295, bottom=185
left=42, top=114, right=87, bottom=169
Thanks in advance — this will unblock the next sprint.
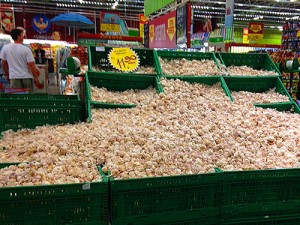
left=164, top=76, right=234, bottom=101
left=254, top=101, right=300, bottom=114
left=110, top=173, right=221, bottom=225
left=223, top=76, right=293, bottom=102
left=221, top=211, right=300, bottom=225
left=219, top=168, right=300, bottom=224
left=0, top=166, right=109, bottom=225
left=217, top=53, right=281, bottom=76
left=156, top=50, right=222, bottom=77
left=0, top=94, right=86, bottom=134
left=88, top=46, right=160, bottom=76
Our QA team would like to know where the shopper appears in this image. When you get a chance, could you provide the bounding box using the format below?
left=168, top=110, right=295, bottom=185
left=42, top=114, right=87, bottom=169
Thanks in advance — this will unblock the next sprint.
left=34, top=43, right=46, bottom=64
left=0, top=27, right=41, bottom=92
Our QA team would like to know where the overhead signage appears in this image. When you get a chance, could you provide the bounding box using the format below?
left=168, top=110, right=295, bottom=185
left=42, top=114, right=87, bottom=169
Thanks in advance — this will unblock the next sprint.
left=109, top=48, right=139, bottom=72
left=243, top=28, right=249, bottom=44
left=1, top=10, right=15, bottom=33
left=224, top=0, right=234, bottom=41
left=149, top=10, right=177, bottom=49
left=139, top=14, right=148, bottom=43
left=248, top=22, right=264, bottom=41
left=32, top=14, right=51, bottom=34
left=144, top=0, right=175, bottom=16
left=100, top=23, right=121, bottom=32
left=176, top=5, right=187, bottom=46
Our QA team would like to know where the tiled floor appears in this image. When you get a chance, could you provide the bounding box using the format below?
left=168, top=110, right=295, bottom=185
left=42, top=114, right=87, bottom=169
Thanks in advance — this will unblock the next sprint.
left=47, top=73, right=61, bottom=95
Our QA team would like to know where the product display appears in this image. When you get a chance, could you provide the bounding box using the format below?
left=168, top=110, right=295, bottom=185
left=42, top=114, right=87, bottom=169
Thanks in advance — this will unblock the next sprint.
left=225, top=65, right=278, bottom=76
left=90, top=85, right=157, bottom=105
left=1, top=78, right=300, bottom=184
left=231, top=89, right=290, bottom=104
left=2, top=1, right=300, bottom=224
left=159, top=57, right=224, bottom=76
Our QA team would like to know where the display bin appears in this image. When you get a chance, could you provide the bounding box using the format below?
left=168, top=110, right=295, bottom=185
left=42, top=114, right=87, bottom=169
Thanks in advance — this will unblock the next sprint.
left=223, top=76, right=293, bottom=102
left=0, top=94, right=86, bottom=134
left=219, top=168, right=300, bottom=224
left=88, top=46, right=160, bottom=76
left=0, top=165, right=109, bottom=225
left=110, top=173, right=221, bottom=225
left=220, top=211, right=300, bottom=225
left=86, top=71, right=163, bottom=109
left=164, top=76, right=234, bottom=101
left=156, top=50, right=222, bottom=77
left=217, top=53, right=281, bottom=77
left=254, top=101, right=300, bottom=114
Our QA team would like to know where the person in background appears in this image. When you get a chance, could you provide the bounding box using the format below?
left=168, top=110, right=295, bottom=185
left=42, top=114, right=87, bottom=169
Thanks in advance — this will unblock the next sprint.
left=34, top=43, right=46, bottom=64
left=0, top=27, right=42, bottom=91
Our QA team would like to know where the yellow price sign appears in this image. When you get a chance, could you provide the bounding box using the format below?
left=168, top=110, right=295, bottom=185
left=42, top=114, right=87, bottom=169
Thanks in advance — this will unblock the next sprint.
left=100, top=23, right=121, bottom=32
left=109, top=48, right=140, bottom=72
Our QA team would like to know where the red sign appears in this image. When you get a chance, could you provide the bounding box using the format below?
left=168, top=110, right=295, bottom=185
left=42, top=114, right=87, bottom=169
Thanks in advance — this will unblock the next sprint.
left=149, top=10, right=177, bottom=49
left=248, top=22, right=264, bottom=41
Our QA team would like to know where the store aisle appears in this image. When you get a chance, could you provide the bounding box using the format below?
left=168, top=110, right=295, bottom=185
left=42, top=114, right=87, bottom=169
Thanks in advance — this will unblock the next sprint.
left=47, top=72, right=60, bottom=95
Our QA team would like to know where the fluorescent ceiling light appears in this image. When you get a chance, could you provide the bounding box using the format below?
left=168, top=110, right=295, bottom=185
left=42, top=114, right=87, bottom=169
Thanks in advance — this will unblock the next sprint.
left=112, top=1, right=118, bottom=9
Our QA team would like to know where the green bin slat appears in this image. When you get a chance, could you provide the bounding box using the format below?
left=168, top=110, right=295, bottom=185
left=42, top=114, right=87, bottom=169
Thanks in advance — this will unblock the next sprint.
left=223, top=76, right=293, bottom=102
left=0, top=94, right=84, bottom=133
left=0, top=166, right=108, bottom=225
left=220, top=168, right=300, bottom=223
left=110, top=173, right=220, bottom=225
left=165, top=76, right=233, bottom=101
left=217, top=53, right=281, bottom=76
left=254, top=101, right=300, bottom=113
left=156, top=51, right=222, bottom=77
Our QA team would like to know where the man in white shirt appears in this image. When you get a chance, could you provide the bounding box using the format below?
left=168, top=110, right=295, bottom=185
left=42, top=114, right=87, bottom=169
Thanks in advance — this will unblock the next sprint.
left=0, top=27, right=41, bottom=91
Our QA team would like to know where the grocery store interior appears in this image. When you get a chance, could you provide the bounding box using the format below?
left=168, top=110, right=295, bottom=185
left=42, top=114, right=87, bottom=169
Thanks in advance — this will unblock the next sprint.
left=1, top=0, right=300, bottom=225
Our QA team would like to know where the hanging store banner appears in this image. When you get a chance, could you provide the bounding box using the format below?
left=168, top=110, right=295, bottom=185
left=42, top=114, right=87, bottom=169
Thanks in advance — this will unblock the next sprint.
left=0, top=10, right=15, bottom=33
left=248, top=22, right=264, bottom=41
left=144, top=23, right=149, bottom=48
left=32, top=14, right=51, bottom=34
left=100, top=12, right=122, bottom=34
left=144, top=0, right=175, bottom=16
left=139, top=14, right=148, bottom=42
left=243, top=28, right=249, bottom=44
left=176, top=5, right=187, bottom=47
left=224, top=0, right=234, bottom=41
left=149, top=10, right=177, bottom=49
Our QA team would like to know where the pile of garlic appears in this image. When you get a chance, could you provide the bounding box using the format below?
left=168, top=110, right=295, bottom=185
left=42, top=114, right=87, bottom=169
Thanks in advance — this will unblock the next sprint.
left=232, top=89, right=290, bottom=104
left=226, top=65, right=278, bottom=76
left=1, top=78, right=300, bottom=186
left=92, top=65, right=156, bottom=74
left=160, top=57, right=223, bottom=76
left=0, top=159, right=101, bottom=187
left=90, top=85, right=157, bottom=105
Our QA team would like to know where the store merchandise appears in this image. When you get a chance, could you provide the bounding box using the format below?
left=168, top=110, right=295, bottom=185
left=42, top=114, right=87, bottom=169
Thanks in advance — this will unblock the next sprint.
left=71, top=46, right=88, bottom=66
left=91, top=85, right=157, bottom=105
left=231, top=89, right=290, bottom=104
left=226, top=65, right=278, bottom=76
left=1, top=78, right=300, bottom=184
left=282, top=20, right=300, bottom=51
left=159, top=57, right=224, bottom=76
